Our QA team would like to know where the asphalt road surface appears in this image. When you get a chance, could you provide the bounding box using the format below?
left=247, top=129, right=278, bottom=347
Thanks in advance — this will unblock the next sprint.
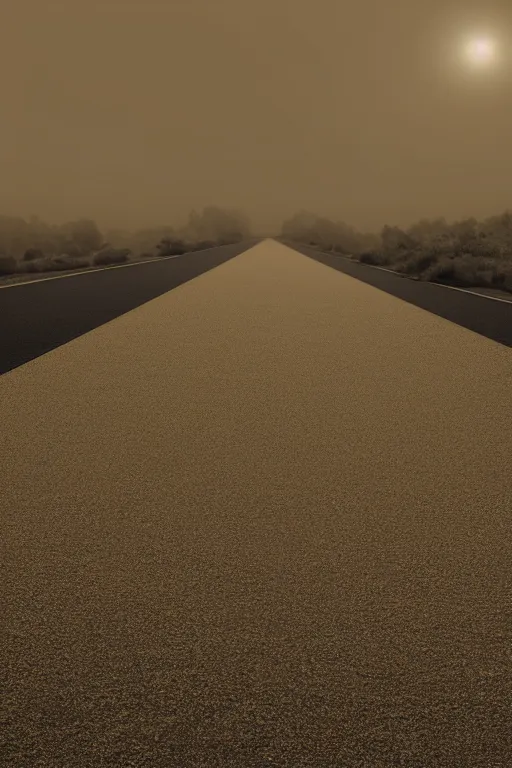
left=2, top=239, right=511, bottom=767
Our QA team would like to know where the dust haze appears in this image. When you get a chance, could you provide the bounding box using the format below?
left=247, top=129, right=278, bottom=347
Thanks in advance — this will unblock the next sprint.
left=2, top=1, right=512, bottom=237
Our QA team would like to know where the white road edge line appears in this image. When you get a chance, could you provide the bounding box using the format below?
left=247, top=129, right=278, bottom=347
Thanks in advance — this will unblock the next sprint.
left=359, top=262, right=512, bottom=304
left=417, top=279, right=512, bottom=304
left=0, top=247, right=224, bottom=290
left=307, top=247, right=512, bottom=305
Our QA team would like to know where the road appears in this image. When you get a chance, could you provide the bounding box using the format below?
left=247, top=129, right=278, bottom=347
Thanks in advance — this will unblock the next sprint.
left=2, top=239, right=511, bottom=767
left=0, top=239, right=259, bottom=376
left=2, top=237, right=511, bottom=379
left=284, top=240, right=512, bottom=347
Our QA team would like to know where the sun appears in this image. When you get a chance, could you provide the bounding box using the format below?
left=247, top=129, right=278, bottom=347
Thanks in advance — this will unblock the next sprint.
left=465, top=37, right=496, bottom=66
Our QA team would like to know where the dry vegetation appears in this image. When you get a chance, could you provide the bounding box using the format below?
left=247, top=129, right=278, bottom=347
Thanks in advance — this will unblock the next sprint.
left=0, top=207, right=251, bottom=280
left=280, top=210, right=512, bottom=294
left=4, top=205, right=511, bottom=295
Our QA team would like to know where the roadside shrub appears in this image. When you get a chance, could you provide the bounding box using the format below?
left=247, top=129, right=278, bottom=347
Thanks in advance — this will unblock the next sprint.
left=472, top=257, right=499, bottom=287
left=60, top=219, right=103, bottom=254
left=451, top=255, right=482, bottom=285
left=420, top=254, right=508, bottom=289
left=157, top=238, right=186, bottom=256
left=477, top=269, right=496, bottom=287
left=23, top=248, right=44, bottom=261
left=381, top=225, right=418, bottom=255
left=0, top=255, right=18, bottom=275
left=60, top=243, right=87, bottom=259
left=359, top=250, right=391, bottom=266
left=21, top=257, right=61, bottom=273
left=52, top=256, right=90, bottom=269
left=494, top=263, right=512, bottom=291
left=421, top=257, right=455, bottom=282
left=48, top=258, right=75, bottom=271
left=22, top=261, right=41, bottom=273
left=279, top=209, right=512, bottom=293
left=20, top=258, right=80, bottom=273
left=400, top=250, right=439, bottom=274
left=92, top=248, right=130, bottom=266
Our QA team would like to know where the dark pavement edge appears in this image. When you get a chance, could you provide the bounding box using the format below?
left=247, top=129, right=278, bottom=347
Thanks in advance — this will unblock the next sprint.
left=0, top=239, right=261, bottom=376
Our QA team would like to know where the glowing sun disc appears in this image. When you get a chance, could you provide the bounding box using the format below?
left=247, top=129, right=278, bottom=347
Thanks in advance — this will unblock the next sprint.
left=466, top=37, right=496, bottom=65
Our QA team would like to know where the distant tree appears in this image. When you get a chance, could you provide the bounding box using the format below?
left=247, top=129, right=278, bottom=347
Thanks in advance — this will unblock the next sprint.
left=449, top=217, right=478, bottom=247
left=60, top=219, right=103, bottom=255
left=407, top=217, right=449, bottom=242
left=281, top=211, right=376, bottom=254
left=381, top=225, right=417, bottom=254
left=183, top=206, right=251, bottom=243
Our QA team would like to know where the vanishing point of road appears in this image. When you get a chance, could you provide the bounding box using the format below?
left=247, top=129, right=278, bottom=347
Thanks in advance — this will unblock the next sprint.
left=2, top=239, right=511, bottom=766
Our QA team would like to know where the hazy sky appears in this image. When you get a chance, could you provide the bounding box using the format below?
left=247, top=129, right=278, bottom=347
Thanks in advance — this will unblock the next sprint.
left=2, top=0, right=512, bottom=233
